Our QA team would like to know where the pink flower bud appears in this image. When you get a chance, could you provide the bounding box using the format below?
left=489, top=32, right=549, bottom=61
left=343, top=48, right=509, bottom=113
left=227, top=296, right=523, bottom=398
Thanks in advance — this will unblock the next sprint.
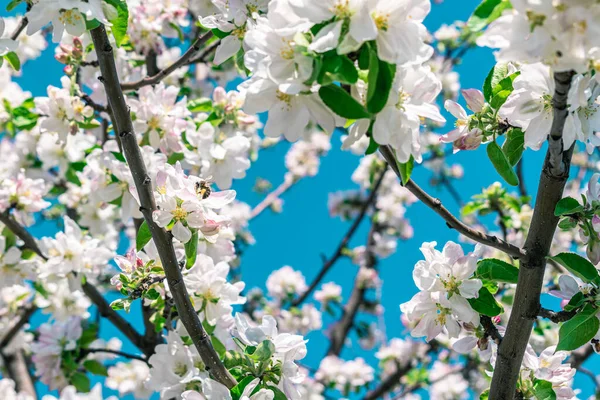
left=213, top=87, right=227, bottom=104
left=461, top=89, right=485, bottom=113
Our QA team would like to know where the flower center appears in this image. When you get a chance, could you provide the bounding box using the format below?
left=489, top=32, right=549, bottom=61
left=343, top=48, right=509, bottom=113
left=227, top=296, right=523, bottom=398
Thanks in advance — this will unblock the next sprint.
left=331, top=0, right=352, bottom=18
left=373, top=12, right=390, bottom=31
left=171, top=206, right=187, bottom=221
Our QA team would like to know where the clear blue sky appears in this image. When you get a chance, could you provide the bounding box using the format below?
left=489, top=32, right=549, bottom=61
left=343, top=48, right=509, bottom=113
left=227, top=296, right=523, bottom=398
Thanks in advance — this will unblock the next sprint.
left=14, top=0, right=598, bottom=398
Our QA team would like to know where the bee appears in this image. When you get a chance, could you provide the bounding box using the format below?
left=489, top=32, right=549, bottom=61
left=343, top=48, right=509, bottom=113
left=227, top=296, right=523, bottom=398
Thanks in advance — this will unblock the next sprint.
left=195, top=177, right=213, bottom=199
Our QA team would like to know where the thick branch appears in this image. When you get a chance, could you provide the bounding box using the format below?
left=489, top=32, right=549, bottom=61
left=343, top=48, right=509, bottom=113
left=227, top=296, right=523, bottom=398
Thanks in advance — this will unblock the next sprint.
left=1, top=351, right=36, bottom=397
left=379, top=145, right=525, bottom=259
left=292, top=167, right=387, bottom=307
left=90, top=25, right=236, bottom=388
left=488, top=71, right=576, bottom=400
left=121, top=32, right=213, bottom=91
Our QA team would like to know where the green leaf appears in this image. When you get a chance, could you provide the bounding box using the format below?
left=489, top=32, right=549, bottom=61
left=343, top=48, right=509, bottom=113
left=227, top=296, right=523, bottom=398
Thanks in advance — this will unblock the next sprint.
left=211, top=336, right=227, bottom=358
left=79, top=324, right=99, bottom=348
left=231, top=376, right=256, bottom=400
left=548, top=253, right=600, bottom=284
left=556, top=303, right=600, bottom=351
left=483, top=63, right=508, bottom=102
left=136, top=221, right=152, bottom=251
left=6, top=0, right=22, bottom=12
left=467, top=0, right=512, bottom=32
left=554, top=197, right=583, bottom=217
left=476, top=258, right=519, bottom=284
left=487, top=141, right=519, bottom=186
left=85, top=18, right=102, bottom=30
left=104, top=0, right=129, bottom=47
left=533, top=379, right=556, bottom=400
left=396, top=156, right=414, bottom=186
left=318, top=53, right=358, bottom=85
left=366, top=45, right=395, bottom=114
left=83, top=360, right=108, bottom=376
left=184, top=230, right=198, bottom=268
left=490, top=72, right=520, bottom=109
left=70, top=372, right=91, bottom=393
left=249, top=340, right=275, bottom=361
left=318, top=84, right=371, bottom=119
left=167, top=152, right=185, bottom=165
left=211, top=28, right=231, bottom=39
left=502, top=128, right=525, bottom=166
left=266, top=386, right=288, bottom=400
left=4, top=52, right=20, bottom=71
left=77, top=120, right=101, bottom=129
left=65, top=167, right=82, bottom=186
left=187, top=97, right=213, bottom=113
left=563, top=292, right=585, bottom=312
left=468, top=287, right=503, bottom=316
left=365, top=136, right=379, bottom=155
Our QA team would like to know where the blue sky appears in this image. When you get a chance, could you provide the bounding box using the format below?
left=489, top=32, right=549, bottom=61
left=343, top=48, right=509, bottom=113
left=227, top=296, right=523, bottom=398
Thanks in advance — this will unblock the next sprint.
left=12, top=0, right=598, bottom=398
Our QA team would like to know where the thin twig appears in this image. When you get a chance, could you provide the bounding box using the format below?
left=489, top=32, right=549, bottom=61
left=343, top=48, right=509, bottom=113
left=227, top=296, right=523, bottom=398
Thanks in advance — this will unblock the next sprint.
left=481, top=315, right=503, bottom=345
left=186, top=40, right=220, bottom=65
left=250, top=177, right=294, bottom=220
left=292, top=167, right=387, bottom=307
left=10, top=16, right=28, bottom=41
left=121, top=32, right=213, bottom=91
left=90, top=25, right=236, bottom=388
left=0, top=305, right=37, bottom=349
left=83, top=348, right=150, bottom=365
left=538, top=307, right=577, bottom=323
left=380, top=145, right=525, bottom=259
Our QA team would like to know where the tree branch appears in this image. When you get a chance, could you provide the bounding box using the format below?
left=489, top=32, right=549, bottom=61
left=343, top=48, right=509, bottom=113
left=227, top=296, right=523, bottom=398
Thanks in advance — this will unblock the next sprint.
left=0, top=211, right=44, bottom=258
left=186, top=40, right=220, bottom=65
left=83, top=348, right=150, bottom=365
left=90, top=25, right=236, bottom=388
left=10, top=16, right=28, bottom=41
left=292, top=167, right=387, bottom=307
left=488, top=70, right=576, bottom=400
left=327, top=219, right=379, bottom=356
left=481, top=315, right=503, bottom=345
left=121, top=32, right=213, bottom=91
left=1, top=350, right=36, bottom=397
left=250, top=176, right=295, bottom=220
left=0, top=304, right=36, bottom=349
left=364, top=363, right=412, bottom=400
left=379, top=145, right=525, bottom=259
left=538, top=307, right=577, bottom=323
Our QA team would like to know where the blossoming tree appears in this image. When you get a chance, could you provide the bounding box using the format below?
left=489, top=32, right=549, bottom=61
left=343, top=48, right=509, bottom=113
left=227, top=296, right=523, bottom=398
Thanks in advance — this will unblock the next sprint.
left=0, top=0, right=600, bottom=399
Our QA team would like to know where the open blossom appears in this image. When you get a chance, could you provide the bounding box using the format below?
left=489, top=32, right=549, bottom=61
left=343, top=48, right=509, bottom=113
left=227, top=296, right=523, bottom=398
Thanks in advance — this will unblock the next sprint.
left=315, top=355, right=374, bottom=393
left=478, top=0, right=600, bottom=72
left=373, top=65, right=445, bottom=163
left=0, top=171, right=51, bottom=226
left=441, top=89, right=485, bottom=151
left=266, top=266, right=307, bottom=301
left=314, top=282, right=342, bottom=307
left=183, top=254, right=246, bottom=324
left=152, top=164, right=236, bottom=243
left=147, top=331, right=205, bottom=399
left=106, top=360, right=152, bottom=399
left=39, top=216, right=114, bottom=279
left=26, top=0, right=113, bottom=43
left=0, top=18, right=17, bottom=55
left=500, top=63, right=576, bottom=151
left=31, top=317, right=82, bottom=390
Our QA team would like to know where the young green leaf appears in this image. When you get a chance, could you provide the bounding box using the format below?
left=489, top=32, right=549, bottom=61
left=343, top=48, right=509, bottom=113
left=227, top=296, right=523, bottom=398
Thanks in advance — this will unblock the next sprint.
left=318, top=85, right=371, bottom=119
left=136, top=220, right=152, bottom=251
left=487, top=141, right=519, bottom=186
left=4, top=52, right=20, bottom=71
left=187, top=97, right=213, bottom=113
left=184, top=230, right=199, bottom=268
left=554, top=197, right=583, bottom=216
left=231, top=376, right=257, bottom=400
left=502, top=128, right=525, bottom=166
left=468, top=287, right=503, bottom=316
left=483, top=63, right=508, bottom=102
left=490, top=72, right=520, bottom=109
left=476, top=258, right=519, bottom=284
left=396, top=156, right=414, bottom=186
left=467, top=0, right=512, bottom=32
left=366, top=46, right=395, bottom=114
left=83, top=359, right=108, bottom=376
left=533, top=379, right=557, bottom=400
left=548, top=253, right=600, bottom=284
left=556, top=303, right=600, bottom=351
left=104, top=0, right=129, bottom=47
left=70, top=372, right=91, bottom=393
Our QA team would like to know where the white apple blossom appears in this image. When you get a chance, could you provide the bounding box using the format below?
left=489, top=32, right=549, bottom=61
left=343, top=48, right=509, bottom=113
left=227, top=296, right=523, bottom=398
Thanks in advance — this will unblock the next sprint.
left=266, top=266, right=307, bottom=301
left=106, top=360, right=153, bottom=399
